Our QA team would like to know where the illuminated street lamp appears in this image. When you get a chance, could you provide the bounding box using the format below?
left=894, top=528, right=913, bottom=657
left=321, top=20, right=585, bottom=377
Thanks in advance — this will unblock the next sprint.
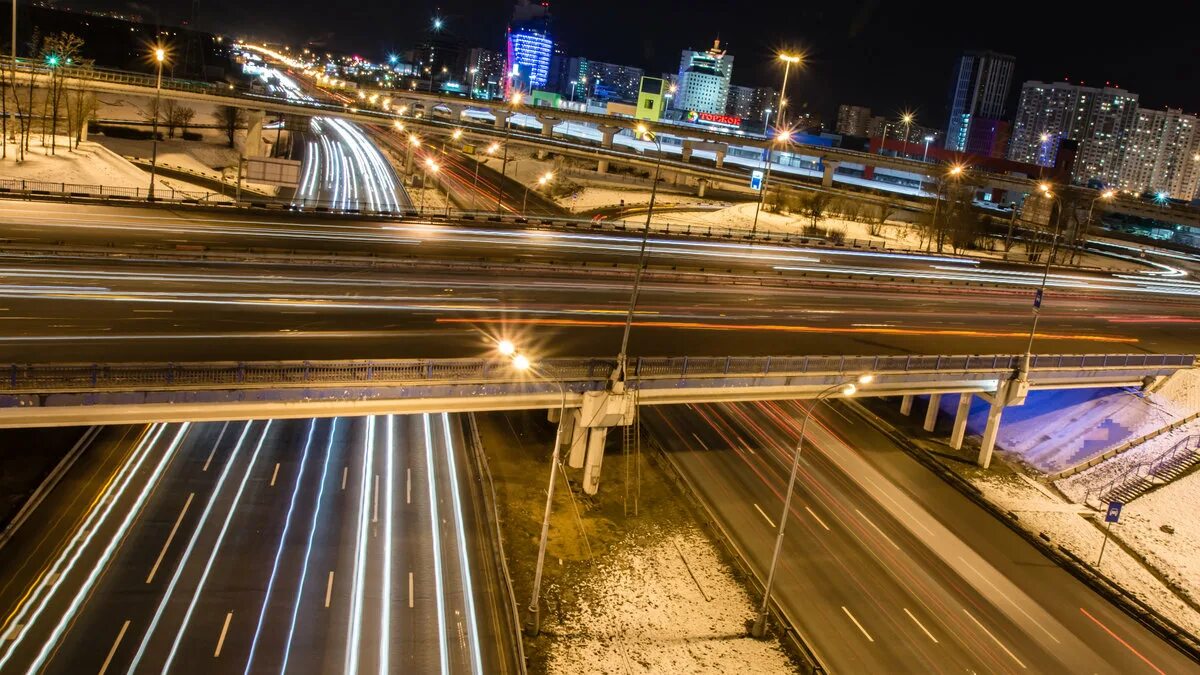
left=775, top=53, right=802, bottom=129
left=418, top=157, right=440, bottom=213
left=929, top=164, right=965, bottom=252
left=751, top=374, right=873, bottom=639
left=922, top=134, right=934, bottom=162
left=1074, top=188, right=1116, bottom=262
left=900, top=111, right=915, bottom=159
left=523, top=171, right=554, bottom=216
left=1020, top=181, right=1068, bottom=380
left=751, top=128, right=793, bottom=238
left=148, top=45, right=168, bottom=201
left=405, top=133, right=421, bottom=174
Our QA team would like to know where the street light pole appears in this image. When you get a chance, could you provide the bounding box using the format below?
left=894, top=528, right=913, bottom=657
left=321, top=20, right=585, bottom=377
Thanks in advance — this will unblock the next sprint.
left=751, top=130, right=790, bottom=238
left=900, top=112, right=914, bottom=159
left=922, top=135, right=934, bottom=162
left=148, top=47, right=165, bottom=201
left=496, top=93, right=520, bottom=215
left=1021, top=184, right=1063, bottom=377
left=751, top=376, right=870, bottom=638
left=615, top=126, right=665, bottom=384
left=525, top=371, right=566, bottom=637
left=775, top=54, right=800, bottom=130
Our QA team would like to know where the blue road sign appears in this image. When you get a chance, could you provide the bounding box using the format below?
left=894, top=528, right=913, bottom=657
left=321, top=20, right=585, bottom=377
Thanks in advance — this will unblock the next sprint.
left=750, top=170, right=764, bottom=191
left=1105, top=501, right=1123, bottom=523
left=1033, top=288, right=1043, bottom=309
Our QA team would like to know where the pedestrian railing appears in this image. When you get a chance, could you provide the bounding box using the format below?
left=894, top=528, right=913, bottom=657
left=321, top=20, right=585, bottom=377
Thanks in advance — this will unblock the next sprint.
left=1085, top=434, right=1200, bottom=506
left=2, top=353, right=1191, bottom=394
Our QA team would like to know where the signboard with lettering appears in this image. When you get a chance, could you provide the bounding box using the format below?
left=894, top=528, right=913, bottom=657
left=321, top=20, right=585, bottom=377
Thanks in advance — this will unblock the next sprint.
left=685, top=110, right=742, bottom=129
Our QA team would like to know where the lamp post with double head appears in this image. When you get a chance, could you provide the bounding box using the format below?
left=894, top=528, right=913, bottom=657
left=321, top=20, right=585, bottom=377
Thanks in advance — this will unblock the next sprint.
left=750, top=128, right=792, bottom=238
left=750, top=374, right=873, bottom=638
left=1020, top=182, right=1064, bottom=378
left=496, top=92, right=522, bottom=215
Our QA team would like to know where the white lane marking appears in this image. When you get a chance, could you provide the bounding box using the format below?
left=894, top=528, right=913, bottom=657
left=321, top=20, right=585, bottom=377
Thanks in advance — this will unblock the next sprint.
left=753, top=503, right=776, bottom=528
left=202, top=421, right=230, bottom=472
left=341, top=466, right=348, bottom=491
left=213, top=612, right=233, bottom=657
left=270, top=462, right=280, bottom=487
left=691, top=433, right=709, bottom=450
left=842, top=606, right=874, bottom=642
left=406, top=467, right=411, bottom=505
left=804, top=506, right=831, bottom=531
left=325, top=571, right=335, bottom=608
left=408, top=572, right=414, bottom=609
left=861, top=474, right=937, bottom=538
left=855, top=508, right=901, bottom=550
left=903, top=607, right=939, bottom=643
left=146, top=493, right=195, bottom=584
left=963, top=609, right=1025, bottom=669
left=372, top=474, right=380, bottom=523
left=956, top=556, right=1060, bottom=644
left=97, top=619, right=131, bottom=675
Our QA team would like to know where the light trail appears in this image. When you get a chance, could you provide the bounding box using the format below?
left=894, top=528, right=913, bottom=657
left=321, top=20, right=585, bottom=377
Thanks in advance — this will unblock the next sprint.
left=344, top=415, right=375, bottom=674
left=441, top=412, right=484, bottom=674
left=423, top=413, right=451, bottom=675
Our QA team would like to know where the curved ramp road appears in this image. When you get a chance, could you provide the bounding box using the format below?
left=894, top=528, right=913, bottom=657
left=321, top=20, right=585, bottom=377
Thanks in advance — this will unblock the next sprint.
left=0, top=415, right=517, bottom=674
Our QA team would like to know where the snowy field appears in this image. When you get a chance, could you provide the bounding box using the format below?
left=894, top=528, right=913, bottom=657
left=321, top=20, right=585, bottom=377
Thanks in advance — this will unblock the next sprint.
left=545, top=524, right=794, bottom=674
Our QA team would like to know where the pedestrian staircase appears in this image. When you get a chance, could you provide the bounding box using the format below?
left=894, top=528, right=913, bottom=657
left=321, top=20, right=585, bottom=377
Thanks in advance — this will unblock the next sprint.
left=1086, top=435, right=1200, bottom=507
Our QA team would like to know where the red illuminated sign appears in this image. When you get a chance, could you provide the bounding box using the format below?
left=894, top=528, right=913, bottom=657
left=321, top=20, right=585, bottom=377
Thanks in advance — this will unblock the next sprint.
left=687, top=110, right=742, bottom=127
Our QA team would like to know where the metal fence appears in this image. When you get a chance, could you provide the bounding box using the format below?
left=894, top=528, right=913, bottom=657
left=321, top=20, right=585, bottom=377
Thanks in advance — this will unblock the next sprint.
left=2, top=353, right=1191, bottom=394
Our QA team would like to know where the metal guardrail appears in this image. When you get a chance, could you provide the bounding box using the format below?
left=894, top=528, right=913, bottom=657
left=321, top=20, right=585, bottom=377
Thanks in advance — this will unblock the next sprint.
left=1085, top=434, right=1200, bottom=506
left=2, top=353, right=1192, bottom=394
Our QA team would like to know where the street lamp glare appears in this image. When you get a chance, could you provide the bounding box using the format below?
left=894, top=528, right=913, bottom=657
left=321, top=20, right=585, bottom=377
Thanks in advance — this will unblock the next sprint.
left=452, top=128, right=463, bottom=139
left=409, top=134, right=421, bottom=147
left=154, top=48, right=166, bottom=62
left=1102, top=189, right=1116, bottom=200
left=857, top=374, right=874, bottom=385
left=841, top=384, right=857, bottom=397
left=948, top=164, right=964, bottom=176
left=775, top=129, right=792, bottom=143
left=512, top=354, right=531, bottom=371
left=1039, top=182, right=1052, bottom=194
left=510, top=92, right=523, bottom=106
left=497, top=339, right=516, bottom=356
left=901, top=112, right=914, bottom=125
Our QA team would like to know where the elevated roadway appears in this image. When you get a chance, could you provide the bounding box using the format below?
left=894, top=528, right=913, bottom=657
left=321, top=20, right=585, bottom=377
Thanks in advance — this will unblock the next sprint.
left=7, top=54, right=1197, bottom=228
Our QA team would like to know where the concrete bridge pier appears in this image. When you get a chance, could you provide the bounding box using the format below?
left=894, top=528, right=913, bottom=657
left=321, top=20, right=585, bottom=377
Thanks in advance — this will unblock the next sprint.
left=900, top=394, right=914, bottom=416
left=950, top=393, right=973, bottom=450
left=536, top=114, right=558, bottom=159
left=697, top=178, right=708, bottom=197
left=243, top=110, right=267, bottom=158
left=821, top=159, right=841, bottom=188
left=494, top=110, right=512, bottom=130
left=923, top=393, right=942, bottom=432
left=597, top=125, right=621, bottom=174
left=714, top=147, right=727, bottom=169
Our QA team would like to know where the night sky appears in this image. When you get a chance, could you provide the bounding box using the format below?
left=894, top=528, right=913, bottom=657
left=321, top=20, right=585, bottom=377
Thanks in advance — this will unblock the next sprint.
left=99, top=0, right=1200, bottom=126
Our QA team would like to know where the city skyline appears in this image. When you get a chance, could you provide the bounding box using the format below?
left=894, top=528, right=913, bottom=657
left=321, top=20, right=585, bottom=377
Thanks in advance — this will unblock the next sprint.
left=53, top=0, right=1197, bottom=126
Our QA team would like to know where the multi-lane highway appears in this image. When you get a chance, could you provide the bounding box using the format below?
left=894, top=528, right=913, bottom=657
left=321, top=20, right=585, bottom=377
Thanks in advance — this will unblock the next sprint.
left=644, top=400, right=1196, bottom=673
left=0, top=415, right=517, bottom=674
left=0, top=201, right=1198, bottom=363
left=263, top=69, right=408, bottom=212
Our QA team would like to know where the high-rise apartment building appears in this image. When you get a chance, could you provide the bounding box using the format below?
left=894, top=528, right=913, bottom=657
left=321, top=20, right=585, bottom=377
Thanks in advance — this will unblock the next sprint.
left=726, top=84, right=776, bottom=124
left=1119, top=108, right=1200, bottom=200
left=465, top=47, right=504, bottom=98
left=835, top=104, right=872, bottom=136
left=674, top=39, right=733, bottom=115
left=566, top=58, right=644, bottom=102
left=1008, top=81, right=1139, bottom=187
left=504, top=0, right=553, bottom=96
left=945, top=51, right=1015, bottom=155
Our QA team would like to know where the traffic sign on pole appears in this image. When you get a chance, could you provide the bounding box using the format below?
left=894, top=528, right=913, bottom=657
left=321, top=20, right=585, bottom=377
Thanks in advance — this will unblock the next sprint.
left=1105, top=501, right=1122, bottom=523
left=750, top=170, right=764, bottom=191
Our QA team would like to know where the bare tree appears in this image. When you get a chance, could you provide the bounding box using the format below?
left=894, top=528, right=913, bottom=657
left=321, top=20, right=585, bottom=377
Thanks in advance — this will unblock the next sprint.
left=162, top=100, right=195, bottom=139
left=805, top=191, right=833, bottom=229
left=213, top=105, right=244, bottom=148
left=40, top=32, right=85, bottom=155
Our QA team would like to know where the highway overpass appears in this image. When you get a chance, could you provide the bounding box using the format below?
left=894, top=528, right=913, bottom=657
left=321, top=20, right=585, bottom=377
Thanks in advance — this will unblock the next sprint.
left=7, top=54, right=1199, bottom=228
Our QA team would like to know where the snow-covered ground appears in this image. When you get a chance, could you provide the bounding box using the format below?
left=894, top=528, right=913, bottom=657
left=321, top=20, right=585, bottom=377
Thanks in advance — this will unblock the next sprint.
left=940, top=369, right=1200, bottom=474
left=0, top=135, right=222, bottom=199
left=1115, top=470, right=1200, bottom=607
left=560, top=186, right=726, bottom=213
left=545, top=524, right=793, bottom=674
left=968, top=472, right=1200, bottom=635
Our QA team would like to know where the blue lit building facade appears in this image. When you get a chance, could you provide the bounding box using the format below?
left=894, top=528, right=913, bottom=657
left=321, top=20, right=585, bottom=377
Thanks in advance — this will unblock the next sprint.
left=505, top=0, right=553, bottom=97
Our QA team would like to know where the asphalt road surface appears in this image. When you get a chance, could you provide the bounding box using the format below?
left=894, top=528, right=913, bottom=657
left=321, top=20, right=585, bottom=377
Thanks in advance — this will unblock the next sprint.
left=0, top=201, right=1198, bottom=363
left=643, top=400, right=1197, bottom=673
left=0, top=415, right=517, bottom=674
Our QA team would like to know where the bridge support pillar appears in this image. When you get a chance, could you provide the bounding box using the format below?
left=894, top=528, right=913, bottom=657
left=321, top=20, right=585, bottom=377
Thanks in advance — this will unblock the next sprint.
left=697, top=178, right=707, bottom=197
left=900, top=394, right=914, bottom=416
left=950, top=393, right=973, bottom=450
left=494, top=110, right=511, bottom=130
left=243, top=110, right=267, bottom=158
left=714, top=148, right=727, bottom=169
left=681, top=146, right=693, bottom=163
left=582, top=427, right=609, bottom=495
left=599, top=125, right=620, bottom=150
left=821, top=159, right=841, bottom=188
left=977, top=401, right=1004, bottom=469
left=567, top=410, right=588, bottom=468
left=597, top=158, right=610, bottom=174
left=922, top=393, right=941, bottom=432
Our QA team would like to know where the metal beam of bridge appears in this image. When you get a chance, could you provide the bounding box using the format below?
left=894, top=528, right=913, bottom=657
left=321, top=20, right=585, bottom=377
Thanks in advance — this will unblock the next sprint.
left=1, top=353, right=1191, bottom=428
